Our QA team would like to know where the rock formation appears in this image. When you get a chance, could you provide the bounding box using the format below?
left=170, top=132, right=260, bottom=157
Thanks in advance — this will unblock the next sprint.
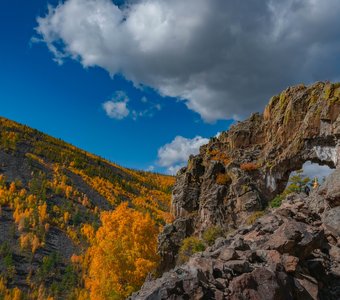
left=159, top=82, right=340, bottom=271
left=131, top=81, right=340, bottom=299
left=131, top=166, right=340, bottom=300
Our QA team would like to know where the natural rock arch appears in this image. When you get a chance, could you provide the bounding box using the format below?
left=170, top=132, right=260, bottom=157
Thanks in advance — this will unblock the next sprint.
left=158, top=81, right=340, bottom=271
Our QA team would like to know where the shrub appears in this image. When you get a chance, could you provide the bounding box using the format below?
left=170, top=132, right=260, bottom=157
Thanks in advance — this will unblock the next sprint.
left=202, top=226, right=224, bottom=246
left=240, top=162, right=259, bottom=171
left=178, top=237, right=205, bottom=264
left=216, top=173, right=231, bottom=185
left=246, top=211, right=265, bottom=225
left=270, top=194, right=284, bottom=208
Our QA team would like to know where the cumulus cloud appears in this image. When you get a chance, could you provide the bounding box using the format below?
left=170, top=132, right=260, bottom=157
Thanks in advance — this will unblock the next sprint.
left=158, top=136, right=209, bottom=174
left=102, top=91, right=161, bottom=120
left=36, top=0, right=340, bottom=121
left=102, top=91, right=130, bottom=119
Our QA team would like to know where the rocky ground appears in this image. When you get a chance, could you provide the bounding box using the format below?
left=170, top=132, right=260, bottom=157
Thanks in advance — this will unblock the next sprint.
left=131, top=167, right=340, bottom=299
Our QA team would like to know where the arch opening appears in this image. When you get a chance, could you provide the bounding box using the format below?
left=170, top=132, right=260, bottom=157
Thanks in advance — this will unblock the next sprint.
left=285, top=161, right=334, bottom=193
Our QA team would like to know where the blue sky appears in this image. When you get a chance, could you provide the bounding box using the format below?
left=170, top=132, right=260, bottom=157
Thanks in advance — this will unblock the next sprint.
left=0, top=0, right=231, bottom=173
left=1, top=0, right=340, bottom=174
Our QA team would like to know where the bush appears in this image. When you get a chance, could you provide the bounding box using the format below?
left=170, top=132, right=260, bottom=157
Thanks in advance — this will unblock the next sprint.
left=270, top=194, right=284, bottom=208
left=240, top=162, right=259, bottom=171
left=202, top=226, right=224, bottom=246
left=178, top=237, right=205, bottom=264
left=216, top=173, right=231, bottom=185
left=246, top=211, right=265, bottom=225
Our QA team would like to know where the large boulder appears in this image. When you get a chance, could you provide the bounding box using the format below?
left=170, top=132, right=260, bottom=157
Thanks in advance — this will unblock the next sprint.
left=323, top=207, right=340, bottom=237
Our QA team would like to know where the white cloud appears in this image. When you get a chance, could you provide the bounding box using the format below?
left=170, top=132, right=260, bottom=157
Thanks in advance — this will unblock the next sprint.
left=167, top=165, right=184, bottom=175
left=102, top=91, right=130, bottom=120
left=36, top=0, right=340, bottom=122
left=103, top=100, right=129, bottom=119
left=102, top=90, right=161, bottom=120
left=157, top=135, right=209, bottom=174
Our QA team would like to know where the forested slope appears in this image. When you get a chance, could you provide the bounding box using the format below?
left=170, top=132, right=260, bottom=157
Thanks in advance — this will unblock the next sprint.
left=0, top=116, right=174, bottom=299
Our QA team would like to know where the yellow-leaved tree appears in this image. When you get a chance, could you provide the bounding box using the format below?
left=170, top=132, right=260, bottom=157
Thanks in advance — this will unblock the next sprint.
left=85, top=202, right=160, bottom=299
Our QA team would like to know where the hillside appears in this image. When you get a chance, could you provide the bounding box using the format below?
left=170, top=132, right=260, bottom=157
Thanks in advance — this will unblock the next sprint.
left=0, top=117, right=174, bottom=299
left=133, top=82, right=340, bottom=299
left=2, top=81, right=340, bottom=300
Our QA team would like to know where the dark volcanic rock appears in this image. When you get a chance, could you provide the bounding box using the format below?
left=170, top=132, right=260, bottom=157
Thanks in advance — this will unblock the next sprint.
left=229, top=268, right=295, bottom=300
left=133, top=82, right=340, bottom=300
left=323, top=207, right=340, bottom=237
left=132, top=176, right=340, bottom=299
left=158, top=218, right=195, bottom=272
left=158, top=81, right=340, bottom=271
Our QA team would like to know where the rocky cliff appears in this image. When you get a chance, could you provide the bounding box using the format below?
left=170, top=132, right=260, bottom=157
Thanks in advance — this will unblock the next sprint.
left=159, top=81, right=340, bottom=271
left=132, top=81, right=340, bottom=299
left=132, top=169, right=340, bottom=299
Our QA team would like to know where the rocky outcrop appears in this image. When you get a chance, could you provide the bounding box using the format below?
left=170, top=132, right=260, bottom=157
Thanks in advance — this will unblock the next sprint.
left=159, top=82, right=340, bottom=271
left=131, top=169, right=340, bottom=299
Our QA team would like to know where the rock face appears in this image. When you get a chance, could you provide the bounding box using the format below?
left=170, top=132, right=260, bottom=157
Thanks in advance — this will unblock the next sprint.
left=159, top=82, right=340, bottom=271
left=131, top=169, right=340, bottom=299
left=132, top=82, right=340, bottom=299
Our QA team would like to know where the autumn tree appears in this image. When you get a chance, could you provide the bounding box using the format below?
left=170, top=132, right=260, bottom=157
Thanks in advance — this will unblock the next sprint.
left=85, top=203, right=160, bottom=299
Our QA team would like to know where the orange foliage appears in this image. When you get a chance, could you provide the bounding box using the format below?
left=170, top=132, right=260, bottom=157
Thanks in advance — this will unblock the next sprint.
left=0, top=117, right=175, bottom=299
left=63, top=211, right=70, bottom=224
left=70, top=170, right=119, bottom=205
left=66, top=227, right=79, bottom=244
left=71, top=254, right=83, bottom=265
left=208, top=149, right=230, bottom=165
left=81, top=224, right=95, bottom=243
left=85, top=203, right=160, bottom=299
left=240, top=162, right=259, bottom=171
left=0, top=277, right=23, bottom=300
left=0, top=130, right=19, bottom=150
left=38, top=203, right=48, bottom=224
left=9, top=182, right=16, bottom=193
left=70, top=167, right=174, bottom=225
left=216, top=173, right=231, bottom=185
left=20, top=233, right=40, bottom=253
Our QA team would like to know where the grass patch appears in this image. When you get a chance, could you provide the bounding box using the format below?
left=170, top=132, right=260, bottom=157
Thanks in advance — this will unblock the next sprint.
left=178, top=237, right=205, bottom=264
left=202, top=226, right=224, bottom=246
left=246, top=211, right=266, bottom=225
